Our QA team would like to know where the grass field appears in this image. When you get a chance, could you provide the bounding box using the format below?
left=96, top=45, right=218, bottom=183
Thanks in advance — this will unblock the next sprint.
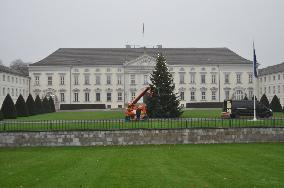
left=15, top=109, right=284, bottom=120
left=0, top=144, right=283, bottom=188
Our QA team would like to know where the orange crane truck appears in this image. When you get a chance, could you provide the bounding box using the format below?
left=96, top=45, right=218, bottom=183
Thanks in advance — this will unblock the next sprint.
left=125, top=87, right=151, bottom=121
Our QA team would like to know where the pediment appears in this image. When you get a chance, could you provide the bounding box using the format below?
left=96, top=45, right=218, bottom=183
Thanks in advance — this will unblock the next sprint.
left=124, top=54, right=156, bottom=67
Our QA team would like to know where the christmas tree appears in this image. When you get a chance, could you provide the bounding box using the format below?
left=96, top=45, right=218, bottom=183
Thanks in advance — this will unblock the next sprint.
left=145, top=53, right=182, bottom=118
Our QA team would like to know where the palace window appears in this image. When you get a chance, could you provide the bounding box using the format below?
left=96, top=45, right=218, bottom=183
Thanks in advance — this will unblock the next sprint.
left=180, top=91, right=184, bottom=100
left=96, top=93, right=100, bottom=101
left=225, top=91, right=230, bottom=100
left=60, top=93, right=65, bottom=102
left=16, top=89, right=18, bottom=96
left=273, top=75, right=275, bottom=80
left=117, top=92, right=122, bottom=101
left=201, top=91, right=206, bottom=100
left=190, top=74, right=195, bottom=84
left=7, top=76, right=10, bottom=82
left=211, top=74, right=216, bottom=84
left=95, top=75, right=101, bottom=85
left=85, top=92, right=90, bottom=102
left=107, top=75, right=111, bottom=85
left=3, top=87, right=5, bottom=96
left=84, top=75, right=90, bottom=85
left=2, top=75, right=5, bottom=81
left=235, top=90, right=243, bottom=100
left=130, top=75, right=135, bottom=85
left=144, top=75, right=148, bottom=85
left=12, top=77, right=14, bottom=83
left=179, top=74, right=185, bottom=84
left=201, top=75, right=206, bottom=84
left=249, top=90, right=253, bottom=99
left=236, top=74, right=241, bottom=84
left=74, top=92, right=79, bottom=102
left=212, top=91, right=216, bottom=100
left=278, top=74, right=280, bottom=80
left=60, top=76, right=65, bottom=85
left=35, top=76, right=39, bottom=85
left=225, top=74, right=229, bottom=84
left=74, top=75, right=79, bottom=85
left=131, top=92, right=136, bottom=100
left=47, top=76, right=52, bottom=85
left=107, top=93, right=112, bottom=101
left=16, top=78, right=18, bottom=84
left=278, top=85, right=280, bottom=93
left=249, top=74, right=253, bottom=83
left=117, top=75, right=122, bottom=85
left=273, top=86, right=275, bottom=94
left=190, top=92, right=195, bottom=101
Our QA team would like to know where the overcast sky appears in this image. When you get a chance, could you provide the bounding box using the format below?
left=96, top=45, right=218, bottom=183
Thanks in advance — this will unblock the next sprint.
left=0, top=0, right=283, bottom=68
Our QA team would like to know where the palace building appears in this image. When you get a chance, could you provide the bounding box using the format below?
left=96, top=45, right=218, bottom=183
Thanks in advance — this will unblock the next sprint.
left=28, top=47, right=255, bottom=109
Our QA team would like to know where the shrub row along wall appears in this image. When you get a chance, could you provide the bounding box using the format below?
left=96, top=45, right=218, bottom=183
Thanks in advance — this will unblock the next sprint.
left=0, top=127, right=283, bottom=147
left=186, top=102, right=223, bottom=108
left=60, top=104, right=106, bottom=110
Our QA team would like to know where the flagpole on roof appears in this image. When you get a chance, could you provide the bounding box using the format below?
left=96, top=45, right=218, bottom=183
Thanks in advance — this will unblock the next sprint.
left=253, top=41, right=258, bottom=121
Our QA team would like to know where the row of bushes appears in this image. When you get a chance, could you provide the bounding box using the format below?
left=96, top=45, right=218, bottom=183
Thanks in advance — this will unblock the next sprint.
left=0, top=94, right=56, bottom=120
left=260, top=94, right=283, bottom=112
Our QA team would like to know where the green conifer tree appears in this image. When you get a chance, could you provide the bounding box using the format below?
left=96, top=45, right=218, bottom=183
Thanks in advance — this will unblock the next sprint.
left=26, top=94, right=36, bottom=115
left=49, top=97, right=56, bottom=112
left=35, top=95, right=43, bottom=114
left=42, top=96, right=51, bottom=113
left=270, top=95, right=282, bottom=112
left=1, top=94, right=17, bottom=119
left=145, top=53, right=182, bottom=118
left=260, top=94, right=270, bottom=108
left=15, top=94, right=29, bottom=117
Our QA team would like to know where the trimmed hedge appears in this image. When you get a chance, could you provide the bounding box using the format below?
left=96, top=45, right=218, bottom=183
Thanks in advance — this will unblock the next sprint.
left=49, top=97, right=56, bottom=112
left=260, top=94, right=270, bottom=108
left=26, top=94, right=36, bottom=115
left=15, top=94, right=29, bottom=117
left=42, top=97, right=51, bottom=113
left=35, top=95, right=43, bottom=114
left=0, top=110, right=3, bottom=121
left=270, top=95, right=282, bottom=112
left=1, top=94, right=17, bottom=119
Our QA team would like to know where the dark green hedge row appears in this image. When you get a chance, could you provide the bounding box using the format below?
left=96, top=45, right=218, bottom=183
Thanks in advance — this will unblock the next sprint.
left=0, top=94, right=56, bottom=120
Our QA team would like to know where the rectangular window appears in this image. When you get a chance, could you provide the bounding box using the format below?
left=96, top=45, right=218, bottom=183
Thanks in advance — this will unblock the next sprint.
left=3, top=87, right=5, bottom=96
left=264, top=87, right=267, bottom=93
left=212, top=91, right=216, bottom=100
left=190, top=92, right=195, bottom=101
left=12, top=77, right=14, bottom=83
left=117, top=75, right=122, bottom=85
left=225, top=91, right=230, bottom=100
left=273, top=75, right=275, bottom=80
left=107, top=75, right=111, bottom=85
left=180, top=91, right=184, bottom=100
left=107, top=93, right=112, bottom=101
left=201, top=91, right=206, bottom=100
left=273, top=86, right=275, bottom=94
left=131, top=92, right=136, bottom=100
left=179, top=74, right=185, bottom=84
left=60, top=93, right=65, bottom=102
left=35, top=76, right=39, bottom=85
left=190, top=74, right=195, bottom=83
left=236, top=74, right=241, bottom=84
left=7, top=76, right=10, bottom=82
left=16, top=89, right=18, bottom=96
left=16, top=78, right=18, bottom=84
left=74, top=75, right=79, bottom=85
left=144, top=75, right=148, bottom=85
left=201, top=75, right=206, bottom=84
left=48, top=76, right=52, bottom=85
left=278, top=75, right=280, bottom=80
left=225, top=74, right=229, bottom=84
left=2, top=75, right=5, bottom=81
left=130, top=75, right=135, bottom=85
left=278, top=85, right=280, bottom=93
left=84, top=75, right=90, bottom=85
left=96, top=93, right=100, bottom=101
left=74, top=93, right=79, bottom=102
left=60, top=76, right=65, bottom=85
left=118, top=92, right=122, bottom=101
left=211, top=74, right=216, bottom=84
left=11, top=88, right=14, bottom=96
left=85, top=92, right=90, bottom=102
left=95, top=75, right=100, bottom=85
left=249, top=74, right=253, bottom=83
left=249, top=91, right=253, bottom=99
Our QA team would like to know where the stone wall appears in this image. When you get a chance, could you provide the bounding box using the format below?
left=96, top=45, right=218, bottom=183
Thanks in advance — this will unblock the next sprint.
left=0, top=127, right=284, bottom=147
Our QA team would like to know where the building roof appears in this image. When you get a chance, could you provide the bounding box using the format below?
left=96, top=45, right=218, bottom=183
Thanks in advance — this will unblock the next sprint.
left=30, top=47, right=252, bottom=66
left=0, top=64, right=27, bottom=77
left=259, top=62, right=284, bottom=76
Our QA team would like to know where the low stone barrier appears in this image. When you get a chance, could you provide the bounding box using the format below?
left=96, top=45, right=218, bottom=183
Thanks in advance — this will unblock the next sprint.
left=0, top=127, right=283, bottom=147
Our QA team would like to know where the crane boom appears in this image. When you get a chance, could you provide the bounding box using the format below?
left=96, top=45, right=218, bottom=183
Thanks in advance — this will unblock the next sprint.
left=129, top=87, right=150, bottom=106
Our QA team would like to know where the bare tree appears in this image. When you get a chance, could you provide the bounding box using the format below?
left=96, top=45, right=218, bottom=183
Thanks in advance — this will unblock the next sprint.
left=10, top=59, right=29, bottom=76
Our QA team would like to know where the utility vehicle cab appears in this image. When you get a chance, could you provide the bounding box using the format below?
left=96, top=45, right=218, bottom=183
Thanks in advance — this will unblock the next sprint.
left=221, top=100, right=273, bottom=118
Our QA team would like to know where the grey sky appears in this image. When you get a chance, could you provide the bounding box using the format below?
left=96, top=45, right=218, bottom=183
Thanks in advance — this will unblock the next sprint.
left=0, top=0, right=283, bottom=68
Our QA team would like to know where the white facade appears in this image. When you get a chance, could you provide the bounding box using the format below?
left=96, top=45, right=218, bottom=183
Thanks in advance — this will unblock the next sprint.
left=29, top=53, right=255, bottom=109
left=0, top=70, right=30, bottom=106
left=258, top=71, right=284, bottom=104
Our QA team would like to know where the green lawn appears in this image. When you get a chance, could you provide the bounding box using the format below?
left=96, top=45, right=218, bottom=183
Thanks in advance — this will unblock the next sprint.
left=14, top=109, right=284, bottom=120
left=0, top=144, right=283, bottom=188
